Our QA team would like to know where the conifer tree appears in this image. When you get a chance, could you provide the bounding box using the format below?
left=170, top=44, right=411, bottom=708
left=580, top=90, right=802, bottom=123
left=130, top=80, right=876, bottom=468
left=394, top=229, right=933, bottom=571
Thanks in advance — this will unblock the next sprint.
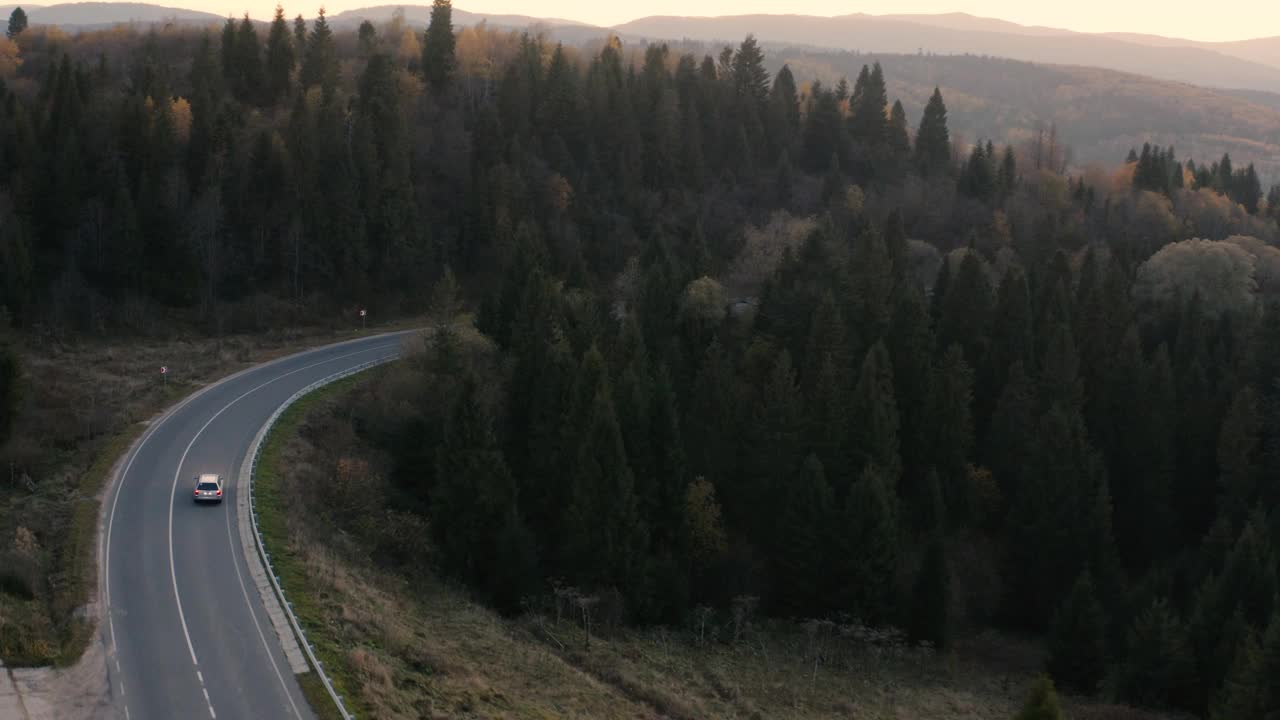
left=775, top=454, right=833, bottom=616
left=850, top=341, right=901, bottom=483
left=1218, top=385, right=1262, bottom=526
left=1046, top=570, right=1107, bottom=693
left=357, top=19, right=377, bottom=56
left=730, top=34, right=769, bottom=107
left=742, top=350, right=804, bottom=539
left=421, top=0, right=455, bottom=93
left=834, top=464, right=898, bottom=622
left=7, top=6, right=27, bottom=38
left=909, top=472, right=949, bottom=648
left=432, top=376, right=520, bottom=599
left=938, top=251, right=993, bottom=369
left=931, top=344, right=974, bottom=520
left=1114, top=599, right=1198, bottom=712
left=915, top=87, right=951, bottom=176
left=562, top=347, right=649, bottom=595
left=300, top=8, right=337, bottom=95
left=265, top=4, right=294, bottom=102
left=1212, top=628, right=1263, bottom=720
left=886, top=100, right=911, bottom=178
left=292, top=14, right=307, bottom=52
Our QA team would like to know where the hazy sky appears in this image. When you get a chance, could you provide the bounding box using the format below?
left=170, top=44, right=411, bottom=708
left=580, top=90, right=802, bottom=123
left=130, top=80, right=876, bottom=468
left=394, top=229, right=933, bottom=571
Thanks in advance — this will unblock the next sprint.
left=199, top=0, right=1267, bottom=43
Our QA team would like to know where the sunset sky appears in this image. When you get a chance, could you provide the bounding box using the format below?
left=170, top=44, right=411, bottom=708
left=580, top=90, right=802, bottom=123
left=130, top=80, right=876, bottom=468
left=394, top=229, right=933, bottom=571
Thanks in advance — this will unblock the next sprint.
left=175, top=1, right=1271, bottom=42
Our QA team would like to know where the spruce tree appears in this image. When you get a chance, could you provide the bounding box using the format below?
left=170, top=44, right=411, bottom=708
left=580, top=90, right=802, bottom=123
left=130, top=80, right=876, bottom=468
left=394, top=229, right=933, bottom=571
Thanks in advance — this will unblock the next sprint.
left=1211, top=628, right=1263, bottom=720
left=914, top=87, right=951, bottom=176
left=562, top=348, right=649, bottom=596
left=265, top=4, right=294, bottom=102
left=233, top=14, right=264, bottom=104
left=937, top=250, right=993, bottom=369
left=850, top=341, right=901, bottom=484
left=742, top=350, right=804, bottom=540
left=421, top=0, right=455, bottom=93
left=931, top=344, right=974, bottom=522
left=300, top=8, right=337, bottom=95
left=1218, top=385, right=1262, bottom=526
left=775, top=454, right=833, bottom=616
left=432, top=376, right=520, bottom=598
left=730, top=34, right=769, bottom=106
left=1046, top=570, right=1107, bottom=693
left=909, top=472, right=949, bottom=648
left=7, top=6, right=27, bottom=38
left=834, top=464, right=898, bottom=622
left=292, top=14, right=307, bottom=52
left=886, top=99, right=911, bottom=178
left=1114, top=599, right=1198, bottom=712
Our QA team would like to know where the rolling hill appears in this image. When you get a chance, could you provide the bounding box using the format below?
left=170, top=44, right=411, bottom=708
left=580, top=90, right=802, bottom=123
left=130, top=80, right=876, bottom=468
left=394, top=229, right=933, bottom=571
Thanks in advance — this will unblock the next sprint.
left=613, top=13, right=1280, bottom=95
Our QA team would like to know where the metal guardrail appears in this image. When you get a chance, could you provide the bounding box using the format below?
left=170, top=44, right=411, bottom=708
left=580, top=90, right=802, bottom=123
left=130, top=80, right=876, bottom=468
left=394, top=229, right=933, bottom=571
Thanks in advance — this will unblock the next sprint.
left=245, top=353, right=402, bottom=720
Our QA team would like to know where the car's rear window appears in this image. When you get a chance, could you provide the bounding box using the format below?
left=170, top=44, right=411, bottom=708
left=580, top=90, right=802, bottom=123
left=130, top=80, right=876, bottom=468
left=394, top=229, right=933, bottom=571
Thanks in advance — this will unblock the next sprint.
left=198, top=482, right=219, bottom=490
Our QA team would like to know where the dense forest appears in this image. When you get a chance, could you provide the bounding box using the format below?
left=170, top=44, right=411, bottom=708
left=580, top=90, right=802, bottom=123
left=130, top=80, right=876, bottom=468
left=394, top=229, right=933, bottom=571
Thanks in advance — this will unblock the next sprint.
left=3, top=1, right=1280, bottom=715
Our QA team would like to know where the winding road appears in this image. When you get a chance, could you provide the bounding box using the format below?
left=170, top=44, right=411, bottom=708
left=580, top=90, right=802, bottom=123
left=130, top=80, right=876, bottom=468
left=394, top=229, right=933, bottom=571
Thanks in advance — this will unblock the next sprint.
left=102, top=331, right=411, bottom=720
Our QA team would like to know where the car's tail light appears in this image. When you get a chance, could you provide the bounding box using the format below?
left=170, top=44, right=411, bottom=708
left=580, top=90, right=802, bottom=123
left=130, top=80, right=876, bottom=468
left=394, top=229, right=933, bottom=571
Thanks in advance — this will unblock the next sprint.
left=195, top=489, right=200, bottom=495
left=216, top=489, right=222, bottom=496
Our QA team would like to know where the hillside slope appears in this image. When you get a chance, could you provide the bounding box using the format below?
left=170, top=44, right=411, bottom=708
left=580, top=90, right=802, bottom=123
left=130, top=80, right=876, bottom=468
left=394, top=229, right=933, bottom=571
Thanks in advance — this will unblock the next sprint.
left=615, top=13, right=1280, bottom=94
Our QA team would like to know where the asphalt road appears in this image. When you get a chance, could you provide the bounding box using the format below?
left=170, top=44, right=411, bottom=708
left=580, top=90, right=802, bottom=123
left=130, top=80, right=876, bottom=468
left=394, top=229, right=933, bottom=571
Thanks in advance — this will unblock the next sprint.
left=102, top=331, right=411, bottom=720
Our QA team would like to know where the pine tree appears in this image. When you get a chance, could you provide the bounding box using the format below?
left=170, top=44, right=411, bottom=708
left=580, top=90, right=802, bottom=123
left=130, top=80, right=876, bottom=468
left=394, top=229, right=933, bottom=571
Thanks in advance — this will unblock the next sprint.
left=730, top=34, right=769, bottom=106
left=742, top=350, right=804, bottom=540
left=775, top=454, right=833, bottom=616
left=1015, top=675, right=1064, bottom=720
left=1218, top=385, right=1262, bottom=526
left=421, top=0, right=455, bottom=93
left=1212, top=628, right=1264, bottom=720
left=357, top=19, right=377, bottom=56
left=909, top=472, right=949, bottom=648
left=7, top=6, right=27, bottom=38
left=979, top=264, right=1034, bottom=441
left=850, top=341, right=901, bottom=483
left=937, top=250, right=993, bottom=369
left=300, top=8, right=337, bottom=95
left=1046, top=570, right=1107, bottom=693
left=931, top=344, right=974, bottom=521
left=888, top=285, right=935, bottom=508
left=834, top=464, right=898, bottom=622
left=562, top=348, right=650, bottom=596
left=432, top=376, right=521, bottom=600
left=232, top=14, right=264, bottom=104
left=265, top=4, right=294, bottom=102
left=1114, top=599, right=1198, bottom=712
left=886, top=99, right=911, bottom=178
left=915, top=87, right=951, bottom=176
left=292, top=14, right=307, bottom=53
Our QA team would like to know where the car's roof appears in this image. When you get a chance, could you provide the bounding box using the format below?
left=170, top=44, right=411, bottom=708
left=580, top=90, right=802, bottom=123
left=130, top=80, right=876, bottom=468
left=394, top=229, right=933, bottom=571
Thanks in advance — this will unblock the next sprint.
left=198, top=473, right=220, bottom=484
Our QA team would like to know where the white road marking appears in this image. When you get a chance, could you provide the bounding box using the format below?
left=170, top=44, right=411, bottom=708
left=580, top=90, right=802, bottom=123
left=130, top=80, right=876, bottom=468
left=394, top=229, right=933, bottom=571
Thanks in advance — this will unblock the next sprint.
left=223, top=480, right=305, bottom=720
left=166, top=343, right=400, bottom=717
left=100, top=335, right=407, bottom=719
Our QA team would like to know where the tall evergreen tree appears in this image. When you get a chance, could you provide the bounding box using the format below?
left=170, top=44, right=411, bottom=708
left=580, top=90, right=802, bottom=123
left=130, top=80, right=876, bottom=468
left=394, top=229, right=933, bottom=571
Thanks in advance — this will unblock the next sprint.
left=421, top=0, right=456, bottom=93
left=774, top=454, right=833, bottom=616
left=7, top=6, right=27, bottom=38
left=833, top=464, right=898, bottom=622
left=300, top=8, right=337, bottom=94
left=914, top=87, right=951, bottom=176
left=850, top=340, right=901, bottom=484
left=265, top=4, right=294, bottom=102
left=1046, top=570, right=1108, bottom=693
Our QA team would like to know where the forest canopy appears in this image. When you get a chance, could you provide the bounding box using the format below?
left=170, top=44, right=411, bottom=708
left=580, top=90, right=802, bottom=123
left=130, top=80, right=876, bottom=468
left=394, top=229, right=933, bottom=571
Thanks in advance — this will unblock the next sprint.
left=2, top=4, right=1280, bottom=716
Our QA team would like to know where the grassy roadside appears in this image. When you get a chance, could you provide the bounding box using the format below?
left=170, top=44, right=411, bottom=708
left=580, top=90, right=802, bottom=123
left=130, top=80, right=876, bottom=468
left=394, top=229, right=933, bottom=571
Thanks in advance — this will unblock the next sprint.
left=0, top=319, right=425, bottom=667
left=253, top=373, right=372, bottom=720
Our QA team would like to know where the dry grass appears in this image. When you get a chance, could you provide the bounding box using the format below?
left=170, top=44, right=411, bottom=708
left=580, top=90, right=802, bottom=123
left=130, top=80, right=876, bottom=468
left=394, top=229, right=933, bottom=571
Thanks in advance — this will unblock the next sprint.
left=258, top=373, right=1177, bottom=720
left=0, top=316, right=427, bottom=666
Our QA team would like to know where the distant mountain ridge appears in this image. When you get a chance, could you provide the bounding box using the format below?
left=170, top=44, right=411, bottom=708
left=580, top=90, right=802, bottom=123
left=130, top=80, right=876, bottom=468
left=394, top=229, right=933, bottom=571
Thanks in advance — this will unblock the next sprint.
left=7, top=2, right=1280, bottom=96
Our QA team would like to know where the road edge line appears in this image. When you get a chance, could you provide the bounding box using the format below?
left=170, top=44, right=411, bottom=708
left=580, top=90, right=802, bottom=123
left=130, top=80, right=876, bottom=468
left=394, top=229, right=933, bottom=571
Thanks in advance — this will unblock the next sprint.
left=238, top=353, right=403, bottom=720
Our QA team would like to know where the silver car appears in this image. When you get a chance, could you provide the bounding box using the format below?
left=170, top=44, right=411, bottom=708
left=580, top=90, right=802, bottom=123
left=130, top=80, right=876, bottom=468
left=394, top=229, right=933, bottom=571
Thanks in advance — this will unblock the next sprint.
left=192, top=474, right=224, bottom=504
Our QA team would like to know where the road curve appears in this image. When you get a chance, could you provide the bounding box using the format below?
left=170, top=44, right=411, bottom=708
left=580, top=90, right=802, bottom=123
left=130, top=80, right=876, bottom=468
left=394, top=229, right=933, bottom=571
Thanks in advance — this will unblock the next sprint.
left=102, top=331, right=412, bottom=720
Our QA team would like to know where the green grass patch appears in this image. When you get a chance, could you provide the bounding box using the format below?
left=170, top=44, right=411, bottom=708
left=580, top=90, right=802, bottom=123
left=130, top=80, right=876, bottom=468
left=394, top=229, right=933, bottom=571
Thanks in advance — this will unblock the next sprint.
left=254, top=373, right=374, bottom=719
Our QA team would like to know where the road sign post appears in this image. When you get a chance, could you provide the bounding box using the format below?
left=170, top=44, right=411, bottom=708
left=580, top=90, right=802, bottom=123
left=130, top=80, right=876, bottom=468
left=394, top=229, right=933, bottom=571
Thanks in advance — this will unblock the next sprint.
left=359, top=308, right=366, bottom=330
left=160, top=365, right=168, bottom=388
